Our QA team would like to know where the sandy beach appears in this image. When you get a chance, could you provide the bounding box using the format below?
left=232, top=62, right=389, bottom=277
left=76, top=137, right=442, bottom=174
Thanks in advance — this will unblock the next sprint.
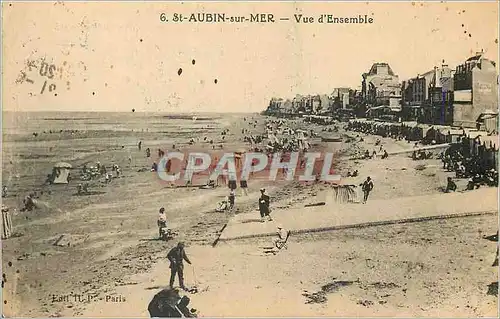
left=1, top=112, right=498, bottom=317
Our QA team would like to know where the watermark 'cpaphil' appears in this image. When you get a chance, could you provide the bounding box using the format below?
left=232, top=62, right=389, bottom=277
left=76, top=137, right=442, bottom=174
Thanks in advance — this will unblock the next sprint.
left=156, top=150, right=341, bottom=186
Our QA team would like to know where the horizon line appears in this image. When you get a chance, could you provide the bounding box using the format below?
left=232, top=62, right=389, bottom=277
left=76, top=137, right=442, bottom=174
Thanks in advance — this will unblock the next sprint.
left=1, top=109, right=261, bottom=114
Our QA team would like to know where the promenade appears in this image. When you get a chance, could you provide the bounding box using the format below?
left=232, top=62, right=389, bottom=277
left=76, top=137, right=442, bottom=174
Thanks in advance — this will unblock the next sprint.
left=219, top=187, right=498, bottom=241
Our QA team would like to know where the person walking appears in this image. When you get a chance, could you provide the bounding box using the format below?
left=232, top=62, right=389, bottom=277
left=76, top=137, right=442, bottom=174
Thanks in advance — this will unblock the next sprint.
left=157, top=207, right=167, bottom=239
left=361, top=176, right=374, bottom=204
left=167, top=242, right=192, bottom=291
left=259, top=188, right=272, bottom=222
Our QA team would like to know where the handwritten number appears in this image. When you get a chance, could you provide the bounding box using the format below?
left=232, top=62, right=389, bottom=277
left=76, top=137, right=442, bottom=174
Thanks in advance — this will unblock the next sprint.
left=40, top=80, right=47, bottom=94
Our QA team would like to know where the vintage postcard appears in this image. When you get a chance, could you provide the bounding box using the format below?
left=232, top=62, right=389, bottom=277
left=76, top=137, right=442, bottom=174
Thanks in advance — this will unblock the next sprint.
left=1, top=0, right=499, bottom=317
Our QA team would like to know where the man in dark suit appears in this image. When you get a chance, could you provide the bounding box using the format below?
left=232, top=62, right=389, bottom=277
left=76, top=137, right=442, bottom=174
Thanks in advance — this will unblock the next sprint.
left=167, top=242, right=192, bottom=290
left=259, top=188, right=272, bottom=222
left=361, top=176, right=374, bottom=203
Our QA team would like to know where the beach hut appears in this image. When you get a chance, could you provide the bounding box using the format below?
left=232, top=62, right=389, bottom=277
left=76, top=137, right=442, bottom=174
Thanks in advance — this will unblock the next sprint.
left=446, top=129, right=465, bottom=143
left=477, top=110, right=499, bottom=134
left=52, top=162, right=72, bottom=184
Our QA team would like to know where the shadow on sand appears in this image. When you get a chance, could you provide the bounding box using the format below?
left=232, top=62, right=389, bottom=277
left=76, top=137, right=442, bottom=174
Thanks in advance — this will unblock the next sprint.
left=487, top=282, right=498, bottom=296
left=72, top=191, right=106, bottom=196
left=241, top=218, right=265, bottom=224
left=483, top=232, right=498, bottom=242
left=145, top=285, right=164, bottom=290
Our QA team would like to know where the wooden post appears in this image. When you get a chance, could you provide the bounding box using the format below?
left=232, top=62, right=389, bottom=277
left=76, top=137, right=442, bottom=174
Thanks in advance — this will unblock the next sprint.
left=2, top=207, right=13, bottom=239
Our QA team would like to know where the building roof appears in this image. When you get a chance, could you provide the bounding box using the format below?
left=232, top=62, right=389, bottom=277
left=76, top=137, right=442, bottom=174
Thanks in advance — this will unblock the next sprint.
left=466, top=53, right=483, bottom=62
left=367, top=63, right=396, bottom=76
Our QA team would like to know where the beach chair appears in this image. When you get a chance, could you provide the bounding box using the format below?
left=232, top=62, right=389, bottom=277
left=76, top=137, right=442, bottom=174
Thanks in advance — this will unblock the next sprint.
left=275, top=230, right=291, bottom=250
left=160, top=228, right=177, bottom=241
left=215, top=199, right=229, bottom=212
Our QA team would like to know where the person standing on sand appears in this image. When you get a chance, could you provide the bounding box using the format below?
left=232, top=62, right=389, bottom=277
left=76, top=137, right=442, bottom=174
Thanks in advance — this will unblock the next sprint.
left=240, top=178, right=248, bottom=196
left=361, top=177, right=374, bottom=204
left=228, top=189, right=235, bottom=210
left=167, top=242, right=192, bottom=291
left=259, top=188, right=272, bottom=222
left=138, top=141, right=142, bottom=151
left=157, top=207, right=167, bottom=239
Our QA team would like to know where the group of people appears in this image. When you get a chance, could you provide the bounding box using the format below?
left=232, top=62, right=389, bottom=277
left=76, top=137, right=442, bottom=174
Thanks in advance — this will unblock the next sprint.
left=361, top=149, right=388, bottom=160
left=156, top=188, right=272, bottom=292
left=155, top=206, right=193, bottom=292
left=213, top=179, right=254, bottom=213
left=243, top=119, right=313, bottom=154
left=442, top=135, right=498, bottom=192
left=75, top=161, right=123, bottom=194
left=347, top=120, right=425, bottom=142
left=76, top=183, right=90, bottom=195
left=446, top=169, right=498, bottom=193
left=321, top=125, right=340, bottom=133
left=32, top=129, right=82, bottom=137
left=412, top=149, right=433, bottom=160
left=80, top=161, right=119, bottom=182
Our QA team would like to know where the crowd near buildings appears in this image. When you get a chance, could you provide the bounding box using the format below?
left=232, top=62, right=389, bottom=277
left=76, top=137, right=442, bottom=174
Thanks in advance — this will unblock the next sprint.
left=265, top=51, right=499, bottom=132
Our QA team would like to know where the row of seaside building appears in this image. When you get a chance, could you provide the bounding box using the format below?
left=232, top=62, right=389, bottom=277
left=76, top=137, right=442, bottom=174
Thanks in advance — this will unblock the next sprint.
left=266, top=51, right=498, bottom=131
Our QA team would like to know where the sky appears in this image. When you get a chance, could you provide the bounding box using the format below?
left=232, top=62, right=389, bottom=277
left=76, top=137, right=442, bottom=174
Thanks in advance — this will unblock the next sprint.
left=2, top=1, right=499, bottom=113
